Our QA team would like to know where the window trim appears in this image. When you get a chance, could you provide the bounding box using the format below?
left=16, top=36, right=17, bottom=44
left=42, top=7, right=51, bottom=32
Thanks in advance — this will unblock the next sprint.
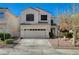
left=41, top=15, right=47, bottom=20
left=26, top=14, right=34, bottom=21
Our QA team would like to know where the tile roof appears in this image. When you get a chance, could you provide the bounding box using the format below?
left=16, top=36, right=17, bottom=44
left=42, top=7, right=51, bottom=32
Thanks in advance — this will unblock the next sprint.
left=29, top=7, right=40, bottom=12
left=23, top=7, right=51, bottom=14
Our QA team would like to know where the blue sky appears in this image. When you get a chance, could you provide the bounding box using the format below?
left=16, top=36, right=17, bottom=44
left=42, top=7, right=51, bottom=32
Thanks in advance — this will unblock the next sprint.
left=0, top=3, right=77, bottom=16
left=0, top=3, right=79, bottom=24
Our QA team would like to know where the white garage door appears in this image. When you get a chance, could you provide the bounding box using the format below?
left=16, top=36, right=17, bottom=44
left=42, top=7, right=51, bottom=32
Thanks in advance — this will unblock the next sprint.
left=21, top=29, right=47, bottom=38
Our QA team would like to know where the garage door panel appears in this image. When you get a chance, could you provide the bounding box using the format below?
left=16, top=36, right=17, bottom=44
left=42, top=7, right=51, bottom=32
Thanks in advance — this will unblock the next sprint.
left=22, top=30, right=46, bottom=38
left=25, top=31, right=45, bottom=38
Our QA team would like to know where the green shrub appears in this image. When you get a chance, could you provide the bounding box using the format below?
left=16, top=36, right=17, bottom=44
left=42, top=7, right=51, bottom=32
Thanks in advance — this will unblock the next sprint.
left=5, top=33, right=11, bottom=39
left=63, top=32, right=73, bottom=38
left=5, top=39, right=14, bottom=44
left=66, top=33, right=73, bottom=38
left=63, top=32, right=68, bottom=37
left=0, top=33, right=4, bottom=41
left=0, top=33, right=11, bottom=41
left=49, top=32, right=55, bottom=38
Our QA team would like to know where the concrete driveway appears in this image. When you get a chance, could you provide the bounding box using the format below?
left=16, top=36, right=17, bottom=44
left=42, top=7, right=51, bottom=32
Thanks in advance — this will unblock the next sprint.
left=0, top=39, right=79, bottom=55
left=9, top=39, right=59, bottom=55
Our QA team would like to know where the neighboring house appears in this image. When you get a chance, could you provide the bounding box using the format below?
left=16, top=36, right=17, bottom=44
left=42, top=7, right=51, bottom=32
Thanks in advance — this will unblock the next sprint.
left=19, top=7, right=52, bottom=39
left=0, top=8, right=19, bottom=37
left=0, top=8, right=10, bottom=33
left=6, top=12, right=19, bottom=37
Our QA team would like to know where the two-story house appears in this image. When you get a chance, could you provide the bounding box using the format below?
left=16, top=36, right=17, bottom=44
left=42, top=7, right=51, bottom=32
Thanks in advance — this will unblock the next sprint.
left=0, top=7, right=58, bottom=39
left=20, top=7, right=52, bottom=39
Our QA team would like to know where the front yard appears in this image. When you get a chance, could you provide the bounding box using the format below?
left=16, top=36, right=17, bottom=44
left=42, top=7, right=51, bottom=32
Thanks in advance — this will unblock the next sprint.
left=0, top=32, right=19, bottom=48
left=0, top=40, right=6, bottom=48
left=0, top=39, right=17, bottom=48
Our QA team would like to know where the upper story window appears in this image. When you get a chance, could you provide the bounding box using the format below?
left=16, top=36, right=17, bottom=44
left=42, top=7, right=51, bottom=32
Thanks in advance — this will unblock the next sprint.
left=41, top=15, right=47, bottom=20
left=26, top=14, right=34, bottom=21
left=0, top=12, right=5, bottom=19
